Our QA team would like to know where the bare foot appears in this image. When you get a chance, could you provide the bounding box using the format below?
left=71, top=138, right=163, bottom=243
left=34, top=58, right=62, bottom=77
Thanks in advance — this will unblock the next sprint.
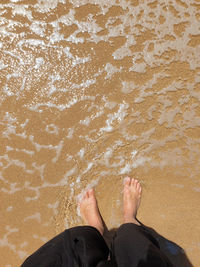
left=123, top=177, right=142, bottom=225
left=78, top=188, right=104, bottom=235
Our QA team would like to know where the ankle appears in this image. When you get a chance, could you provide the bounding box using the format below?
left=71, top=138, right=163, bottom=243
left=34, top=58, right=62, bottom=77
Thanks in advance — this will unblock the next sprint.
left=94, top=225, right=104, bottom=236
left=123, top=211, right=136, bottom=221
left=123, top=216, right=140, bottom=226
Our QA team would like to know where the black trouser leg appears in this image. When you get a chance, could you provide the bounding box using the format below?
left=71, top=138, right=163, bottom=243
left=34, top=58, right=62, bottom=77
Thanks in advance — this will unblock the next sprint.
left=21, top=226, right=109, bottom=267
left=113, top=223, right=173, bottom=267
left=70, top=226, right=109, bottom=266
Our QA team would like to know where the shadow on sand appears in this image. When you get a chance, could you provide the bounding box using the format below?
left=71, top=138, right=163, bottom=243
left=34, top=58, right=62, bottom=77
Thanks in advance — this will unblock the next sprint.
left=103, top=223, right=193, bottom=267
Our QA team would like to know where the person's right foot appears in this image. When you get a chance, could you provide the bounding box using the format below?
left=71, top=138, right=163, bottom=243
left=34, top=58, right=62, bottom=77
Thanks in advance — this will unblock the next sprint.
left=78, top=188, right=104, bottom=235
left=123, top=177, right=142, bottom=225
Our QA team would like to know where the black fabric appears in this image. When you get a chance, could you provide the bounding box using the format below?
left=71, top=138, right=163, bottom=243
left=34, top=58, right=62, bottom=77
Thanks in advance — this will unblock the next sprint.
left=112, top=223, right=174, bottom=267
left=71, top=226, right=109, bottom=266
left=21, top=224, right=173, bottom=267
left=21, top=226, right=109, bottom=267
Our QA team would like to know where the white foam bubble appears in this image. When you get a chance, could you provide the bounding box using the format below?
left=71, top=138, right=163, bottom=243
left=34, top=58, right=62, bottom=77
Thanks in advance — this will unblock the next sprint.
left=66, top=127, right=74, bottom=139
left=76, top=176, right=81, bottom=183
left=112, top=46, right=132, bottom=60
left=105, top=63, right=121, bottom=79
left=193, top=187, right=200, bottom=192
left=48, top=201, right=59, bottom=215
left=83, top=162, right=94, bottom=174
left=72, top=56, right=91, bottom=66
left=80, top=117, right=90, bottom=126
left=0, top=62, right=8, bottom=70
left=12, top=4, right=32, bottom=19
left=121, top=81, right=135, bottom=94
left=24, top=213, right=41, bottom=223
left=18, top=250, right=27, bottom=259
left=20, top=241, right=28, bottom=248
left=158, top=107, right=180, bottom=126
left=62, top=167, right=77, bottom=183
left=104, top=101, right=117, bottom=109
left=30, top=22, right=45, bottom=37
left=100, top=125, right=113, bottom=132
left=35, top=0, right=60, bottom=12
left=132, top=156, right=151, bottom=168
left=45, top=124, right=59, bottom=135
left=100, top=102, right=129, bottom=132
left=131, top=150, right=137, bottom=158
left=78, top=148, right=85, bottom=159
left=34, top=57, right=44, bottom=69
left=2, top=183, right=21, bottom=194
left=18, top=39, right=45, bottom=47
left=120, top=163, right=131, bottom=174
left=129, top=62, right=146, bottom=73
left=4, top=51, right=24, bottom=64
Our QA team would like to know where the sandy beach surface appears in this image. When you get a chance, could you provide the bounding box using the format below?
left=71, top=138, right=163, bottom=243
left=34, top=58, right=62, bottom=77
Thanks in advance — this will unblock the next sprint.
left=0, top=0, right=200, bottom=266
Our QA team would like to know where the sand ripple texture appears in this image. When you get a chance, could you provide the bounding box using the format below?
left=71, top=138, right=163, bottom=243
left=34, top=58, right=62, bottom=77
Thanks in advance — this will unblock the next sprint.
left=0, top=0, right=200, bottom=266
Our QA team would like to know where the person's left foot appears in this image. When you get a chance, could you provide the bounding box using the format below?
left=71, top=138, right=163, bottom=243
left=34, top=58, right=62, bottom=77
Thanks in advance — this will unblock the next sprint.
left=78, top=188, right=104, bottom=235
left=123, top=177, right=142, bottom=225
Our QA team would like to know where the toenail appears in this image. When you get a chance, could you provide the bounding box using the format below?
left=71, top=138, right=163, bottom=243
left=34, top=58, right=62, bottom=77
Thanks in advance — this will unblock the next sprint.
left=124, top=177, right=130, bottom=182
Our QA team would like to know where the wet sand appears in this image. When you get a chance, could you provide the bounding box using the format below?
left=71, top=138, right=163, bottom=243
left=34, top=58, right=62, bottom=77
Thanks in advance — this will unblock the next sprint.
left=0, top=0, right=200, bottom=266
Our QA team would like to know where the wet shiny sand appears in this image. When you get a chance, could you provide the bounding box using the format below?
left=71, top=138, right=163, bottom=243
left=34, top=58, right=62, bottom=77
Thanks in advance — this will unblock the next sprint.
left=0, top=0, right=200, bottom=266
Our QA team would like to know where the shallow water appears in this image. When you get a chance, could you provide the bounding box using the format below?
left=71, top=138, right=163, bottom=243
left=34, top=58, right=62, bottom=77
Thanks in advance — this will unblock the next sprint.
left=0, top=0, right=200, bottom=266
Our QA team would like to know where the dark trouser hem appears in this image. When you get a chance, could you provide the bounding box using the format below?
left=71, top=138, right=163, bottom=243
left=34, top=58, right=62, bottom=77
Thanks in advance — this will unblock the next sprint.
left=69, top=226, right=109, bottom=266
left=117, top=223, right=160, bottom=248
left=21, top=226, right=109, bottom=267
left=113, top=223, right=174, bottom=267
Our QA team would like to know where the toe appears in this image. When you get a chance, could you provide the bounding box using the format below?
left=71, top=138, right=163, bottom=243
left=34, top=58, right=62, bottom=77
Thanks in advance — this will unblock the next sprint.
left=124, top=177, right=131, bottom=186
left=88, top=188, right=94, bottom=197
left=131, top=178, right=136, bottom=187
left=86, top=190, right=90, bottom=198
left=139, top=186, right=142, bottom=194
left=136, top=181, right=140, bottom=189
left=136, top=181, right=142, bottom=194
